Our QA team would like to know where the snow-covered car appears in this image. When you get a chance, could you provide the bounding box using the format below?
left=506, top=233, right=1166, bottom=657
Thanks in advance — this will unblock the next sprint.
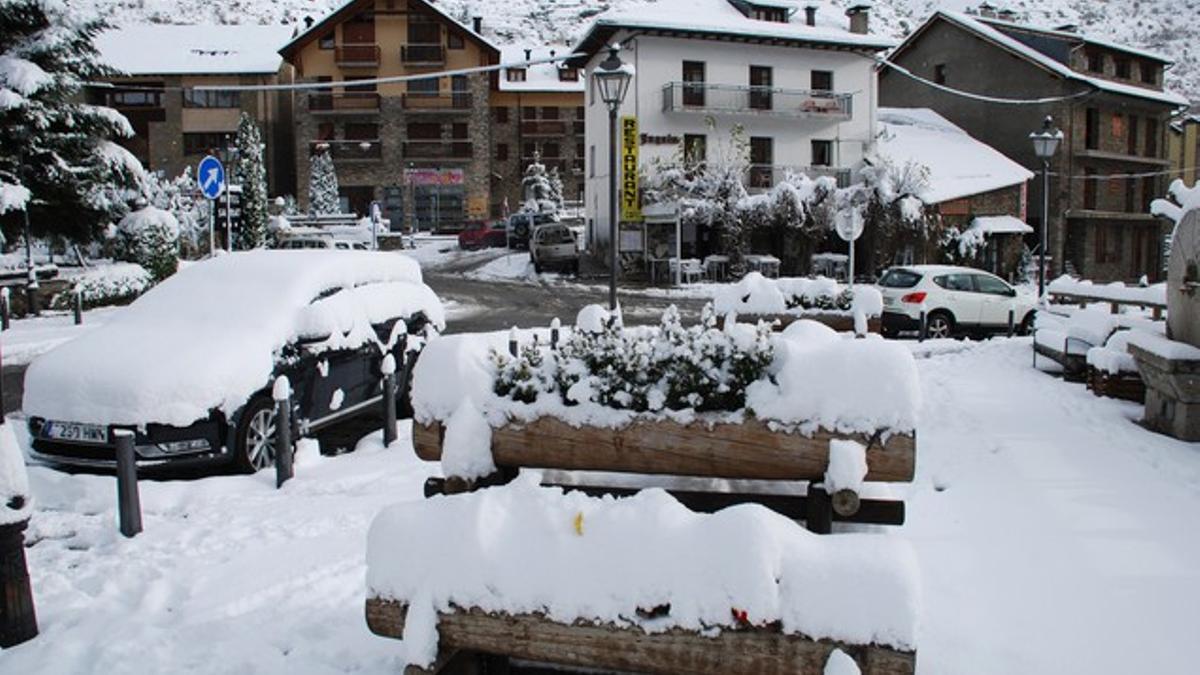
left=529, top=223, right=579, bottom=274
left=878, top=265, right=1035, bottom=339
left=24, top=250, right=444, bottom=472
left=276, top=234, right=370, bottom=250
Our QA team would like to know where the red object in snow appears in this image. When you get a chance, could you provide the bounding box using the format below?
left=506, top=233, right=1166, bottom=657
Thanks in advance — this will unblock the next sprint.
left=457, top=221, right=509, bottom=250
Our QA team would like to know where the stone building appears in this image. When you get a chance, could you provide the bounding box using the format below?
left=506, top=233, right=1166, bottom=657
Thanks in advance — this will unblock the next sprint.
left=278, top=0, right=586, bottom=230
left=91, top=24, right=296, bottom=195
left=879, top=8, right=1189, bottom=282
left=1168, top=113, right=1199, bottom=188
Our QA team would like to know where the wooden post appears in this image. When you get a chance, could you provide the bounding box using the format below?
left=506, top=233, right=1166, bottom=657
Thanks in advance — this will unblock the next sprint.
left=72, top=287, right=83, bottom=326
left=508, top=326, right=519, bottom=357
left=918, top=309, right=927, bottom=343
left=1006, top=309, right=1015, bottom=338
left=381, top=354, right=397, bottom=447
left=0, top=519, right=37, bottom=647
left=114, top=430, right=142, bottom=538
left=0, top=287, right=9, bottom=331
left=273, top=376, right=293, bottom=488
left=806, top=485, right=833, bottom=534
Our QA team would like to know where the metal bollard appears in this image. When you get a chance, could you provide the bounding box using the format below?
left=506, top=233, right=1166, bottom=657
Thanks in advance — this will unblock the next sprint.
left=114, top=430, right=142, bottom=538
left=73, top=287, right=83, bottom=326
left=508, top=326, right=519, bottom=357
left=381, top=354, right=397, bottom=447
left=918, top=309, right=927, bottom=343
left=273, top=376, right=293, bottom=488
left=550, top=317, right=561, bottom=349
left=0, top=287, right=9, bottom=331
left=1007, top=309, right=1015, bottom=338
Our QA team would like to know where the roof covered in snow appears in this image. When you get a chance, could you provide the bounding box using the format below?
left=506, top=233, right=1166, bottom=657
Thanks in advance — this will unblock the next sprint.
left=977, top=15, right=1173, bottom=65
left=876, top=107, right=1034, bottom=204
left=279, top=0, right=499, bottom=60
left=498, top=46, right=584, bottom=93
left=96, top=24, right=294, bottom=76
left=569, top=0, right=893, bottom=66
left=968, top=215, right=1033, bottom=235
left=896, top=12, right=1189, bottom=108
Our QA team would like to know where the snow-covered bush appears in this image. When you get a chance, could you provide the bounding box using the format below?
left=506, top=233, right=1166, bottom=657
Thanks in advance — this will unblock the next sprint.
left=115, top=205, right=179, bottom=281
left=51, top=262, right=151, bottom=310
left=143, top=167, right=210, bottom=258
left=234, top=113, right=269, bottom=249
left=308, top=148, right=339, bottom=215
left=491, top=305, right=774, bottom=414
left=520, top=154, right=560, bottom=214
left=713, top=273, right=873, bottom=317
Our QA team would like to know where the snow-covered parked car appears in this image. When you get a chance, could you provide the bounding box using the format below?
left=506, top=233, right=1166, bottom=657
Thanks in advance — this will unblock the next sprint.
left=878, top=265, right=1036, bottom=339
left=24, top=250, right=444, bottom=472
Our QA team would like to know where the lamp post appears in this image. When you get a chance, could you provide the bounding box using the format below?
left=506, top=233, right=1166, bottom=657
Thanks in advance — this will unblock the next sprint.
left=1029, top=116, right=1062, bottom=298
left=220, top=135, right=238, bottom=251
left=592, top=45, right=633, bottom=311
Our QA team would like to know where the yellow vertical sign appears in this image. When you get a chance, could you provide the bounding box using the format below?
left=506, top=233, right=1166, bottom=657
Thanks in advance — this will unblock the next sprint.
left=620, top=116, right=642, bottom=222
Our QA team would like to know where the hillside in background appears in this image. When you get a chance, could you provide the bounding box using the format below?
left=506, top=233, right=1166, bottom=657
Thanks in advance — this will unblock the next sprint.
left=91, top=0, right=1198, bottom=104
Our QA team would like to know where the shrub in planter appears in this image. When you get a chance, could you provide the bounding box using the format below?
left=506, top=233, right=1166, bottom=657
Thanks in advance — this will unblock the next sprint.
left=51, top=263, right=151, bottom=311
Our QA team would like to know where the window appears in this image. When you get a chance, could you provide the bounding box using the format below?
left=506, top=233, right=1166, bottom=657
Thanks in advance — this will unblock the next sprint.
left=496, top=143, right=509, bottom=161
left=749, top=65, right=772, bottom=110
left=522, top=106, right=537, bottom=120
left=1141, top=61, right=1158, bottom=84
left=407, top=14, right=440, bottom=44
left=451, top=123, right=468, bottom=140
left=934, top=274, right=974, bottom=292
left=319, top=32, right=334, bottom=50
left=1111, top=113, right=1124, bottom=140
left=1127, top=114, right=1139, bottom=155
left=1095, top=224, right=1123, bottom=264
left=506, top=68, right=527, bottom=82
left=183, top=89, right=239, bottom=108
left=182, top=132, right=230, bottom=156
left=558, top=68, right=579, bottom=81
left=749, top=137, right=772, bottom=187
left=447, top=33, right=464, bottom=49
left=407, top=78, right=438, bottom=95
left=811, top=140, right=833, bottom=167
left=682, top=61, right=705, bottom=106
left=749, top=7, right=787, bottom=22
left=1083, top=168, right=1097, bottom=209
left=1114, top=56, right=1131, bottom=79
left=523, top=141, right=537, bottom=158
left=575, top=141, right=585, bottom=158
left=1142, top=176, right=1158, bottom=212
left=1086, top=49, right=1103, bottom=73
left=407, top=122, right=441, bottom=140
left=575, top=106, right=585, bottom=120
left=1146, top=118, right=1158, bottom=156
left=344, top=123, right=378, bottom=140
left=683, top=134, right=706, bottom=166
left=811, top=70, right=834, bottom=92
left=1085, top=108, right=1099, bottom=150
left=542, top=142, right=560, bottom=158
left=542, top=107, right=560, bottom=120
left=494, top=107, right=509, bottom=123
left=1125, top=176, right=1137, bottom=212
left=934, top=64, right=947, bottom=85
left=110, top=88, right=162, bottom=107
left=973, top=275, right=1011, bottom=296
left=316, top=122, right=334, bottom=141
left=344, top=76, right=377, bottom=92
left=879, top=269, right=921, bottom=289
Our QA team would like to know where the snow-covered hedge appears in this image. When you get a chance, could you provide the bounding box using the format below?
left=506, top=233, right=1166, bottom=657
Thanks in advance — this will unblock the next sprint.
left=712, top=272, right=883, bottom=318
left=52, top=262, right=151, bottom=310
left=115, top=205, right=179, bottom=281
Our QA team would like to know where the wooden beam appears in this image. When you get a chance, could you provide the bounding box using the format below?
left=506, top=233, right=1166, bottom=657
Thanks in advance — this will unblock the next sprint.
left=366, top=600, right=915, bottom=675
left=413, top=418, right=916, bottom=483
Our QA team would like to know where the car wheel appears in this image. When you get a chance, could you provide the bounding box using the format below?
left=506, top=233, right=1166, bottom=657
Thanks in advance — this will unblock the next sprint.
left=571, top=260, right=580, bottom=276
left=533, top=261, right=543, bottom=274
left=1018, top=311, right=1035, bottom=336
left=925, top=311, right=954, bottom=339
left=233, top=395, right=277, bottom=473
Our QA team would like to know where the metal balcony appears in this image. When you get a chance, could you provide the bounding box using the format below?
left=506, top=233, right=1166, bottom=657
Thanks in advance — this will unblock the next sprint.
left=310, top=140, right=383, bottom=161
left=335, top=44, right=381, bottom=68
left=401, top=44, right=445, bottom=65
left=746, top=165, right=852, bottom=190
left=403, top=141, right=473, bottom=160
left=308, top=92, right=381, bottom=113
left=402, top=92, right=472, bottom=112
left=662, top=82, right=852, bottom=119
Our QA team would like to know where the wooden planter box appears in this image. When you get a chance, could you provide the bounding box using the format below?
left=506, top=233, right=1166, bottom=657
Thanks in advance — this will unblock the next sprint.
left=1086, top=367, right=1146, bottom=403
left=413, top=417, right=915, bottom=484
left=719, top=312, right=881, bottom=334
left=366, top=598, right=915, bottom=675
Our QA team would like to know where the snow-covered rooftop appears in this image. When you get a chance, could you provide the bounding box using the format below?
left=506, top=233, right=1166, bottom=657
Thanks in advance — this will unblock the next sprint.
left=96, top=24, right=294, bottom=76
left=968, top=215, right=1033, bottom=236
left=571, top=0, right=893, bottom=64
left=498, top=46, right=584, bottom=93
left=932, top=11, right=1188, bottom=108
left=977, top=15, right=1173, bottom=65
left=876, top=107, right=1034, bottom=205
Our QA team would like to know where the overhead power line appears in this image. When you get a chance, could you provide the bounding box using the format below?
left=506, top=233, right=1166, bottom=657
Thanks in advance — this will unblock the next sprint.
left=874, top=56, right=1098, bottom=105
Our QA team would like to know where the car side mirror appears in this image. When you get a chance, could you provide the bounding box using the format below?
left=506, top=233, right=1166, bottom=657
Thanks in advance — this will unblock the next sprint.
left=1006, top=287, right=1017, bottom=297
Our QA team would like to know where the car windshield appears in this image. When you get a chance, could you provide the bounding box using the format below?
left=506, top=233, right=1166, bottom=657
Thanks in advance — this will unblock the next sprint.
left=879, top=269, right=921, bottom=288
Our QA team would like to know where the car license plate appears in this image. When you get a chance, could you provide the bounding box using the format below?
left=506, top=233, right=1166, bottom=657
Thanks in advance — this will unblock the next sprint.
left=44, top=421, right=108, bottom=444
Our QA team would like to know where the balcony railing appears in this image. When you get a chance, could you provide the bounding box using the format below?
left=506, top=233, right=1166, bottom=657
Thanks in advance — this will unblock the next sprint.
left=402, top=92, right=472, bottom=111
left=746, top=165, right=852, bottom=190
left=310, top=140, right=383, bottom=161
left=662, top=82, right=852, bottom=119
left=336, top=44, right=381, bottom=67
left=403, top=140, right=472, bottom=160
left=520, top=120, right=568, bottom=136
left=401, top=44, right=445, bottom=65
left=308, top=92, right=381, bottom=113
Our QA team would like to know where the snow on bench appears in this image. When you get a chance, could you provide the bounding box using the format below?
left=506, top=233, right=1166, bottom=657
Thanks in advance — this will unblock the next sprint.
left=365, top=477, right=918, bottom=675
left=1047, top=275, right=1167, bottom=318
left=711, top=272, right=884, bottom=332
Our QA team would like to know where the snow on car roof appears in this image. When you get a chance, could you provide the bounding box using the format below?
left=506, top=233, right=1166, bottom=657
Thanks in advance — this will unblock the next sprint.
left=23, top=251, right=444, bottom=427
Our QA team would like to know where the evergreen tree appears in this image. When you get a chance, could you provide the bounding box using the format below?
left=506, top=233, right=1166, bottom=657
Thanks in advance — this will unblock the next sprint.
left=547, top=166, right=565, bottom=212
left=234, top=113, right=269, bottom=248
left=308, top=147, right=340, bottom=215
left=0, top=0, right=143, bottom=242
left=521, top=153, right=558, bottom=214
left=144, top=167, right=210, bottom=258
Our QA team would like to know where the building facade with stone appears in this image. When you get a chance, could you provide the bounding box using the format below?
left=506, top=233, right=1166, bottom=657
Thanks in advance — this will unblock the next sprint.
left=279, top=0, right=586, bottom=231
left=1168, top=113, right=1200, bottom=189
left=91, top=24, right=296, bottom=195
left=880, top=7, right=1189, bottom=282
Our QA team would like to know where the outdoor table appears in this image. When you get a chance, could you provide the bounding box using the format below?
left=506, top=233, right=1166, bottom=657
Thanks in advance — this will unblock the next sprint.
left=704, top=255, right=730, bottom=282
left=746, top=254, right=781, bottom=278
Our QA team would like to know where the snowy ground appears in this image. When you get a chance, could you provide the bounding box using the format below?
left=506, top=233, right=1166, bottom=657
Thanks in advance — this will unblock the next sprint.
left=0, top=308, right=120, bottom=367
left=1, top=338, right=1198, bottom=673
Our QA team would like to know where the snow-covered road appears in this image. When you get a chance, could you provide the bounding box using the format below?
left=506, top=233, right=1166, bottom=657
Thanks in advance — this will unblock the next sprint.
left=0, top=338, right=1196, bottom=673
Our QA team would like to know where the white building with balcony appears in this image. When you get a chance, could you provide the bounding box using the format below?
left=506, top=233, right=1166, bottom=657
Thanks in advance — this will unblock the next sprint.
left=569, top=0, right=892, bottom=263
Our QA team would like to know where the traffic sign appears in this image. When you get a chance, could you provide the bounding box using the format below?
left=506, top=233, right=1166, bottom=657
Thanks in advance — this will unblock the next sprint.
left=834, top=208, right=864, bottom=242
left=197, top=156, right=226, bottom=200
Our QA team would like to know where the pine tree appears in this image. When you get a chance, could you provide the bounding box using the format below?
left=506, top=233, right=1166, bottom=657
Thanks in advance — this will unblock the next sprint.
left=234, top=113, right=269, bottom=248
left=145, top=167, right=210, bottom=257
left=308, top=148, right=340, bottom=215
left=0, top=0, right=143, bottom=241
left=521, top=153, right=557, bottom=214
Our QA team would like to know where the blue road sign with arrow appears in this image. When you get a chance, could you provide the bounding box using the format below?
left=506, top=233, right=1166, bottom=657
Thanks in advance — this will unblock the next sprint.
left=197, top=156, right=226, bottom=200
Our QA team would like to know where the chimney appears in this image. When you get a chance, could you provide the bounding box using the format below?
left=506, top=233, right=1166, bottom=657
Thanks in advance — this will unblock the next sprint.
left=524, top=48, right=531, bottom=61
left=846, top=4, right=870, bottom=35
left=304, top=15, right=313, bottom=28
left=977, top=2, right=998, bottom=19
left=804, top=4, right=817, bottom=27
left=472, top=16, right=482, bottom=34
left=996, top=9, right=1017, bottom=22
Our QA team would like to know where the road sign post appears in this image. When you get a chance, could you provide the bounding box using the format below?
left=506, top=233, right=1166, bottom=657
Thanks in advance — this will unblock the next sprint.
left=197, top=156, right=226, bottom=256
left=834, top=208, right=864, bottom=289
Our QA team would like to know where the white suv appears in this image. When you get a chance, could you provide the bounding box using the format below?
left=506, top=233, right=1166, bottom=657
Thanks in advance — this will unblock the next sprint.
left=530, top=224, right=580, bottom=274
left=878, top=265, right=1036, bottom=338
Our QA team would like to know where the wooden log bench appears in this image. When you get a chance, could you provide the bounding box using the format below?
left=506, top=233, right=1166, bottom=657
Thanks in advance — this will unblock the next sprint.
left=1047, top=289, right=1166, bottom=320
left=413, top=417, right=915, bottom=534
left=366, top=599, right=916, bottom=675
left=1086, top=366, right=1147, bottom=403
left=1032, top=331, right=1092, bottom=382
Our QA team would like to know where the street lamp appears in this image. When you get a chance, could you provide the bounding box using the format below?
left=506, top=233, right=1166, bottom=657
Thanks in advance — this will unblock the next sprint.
left=592, top=44, right=633, bottom=311
left=1029, top=115, right=1062, bottom=298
